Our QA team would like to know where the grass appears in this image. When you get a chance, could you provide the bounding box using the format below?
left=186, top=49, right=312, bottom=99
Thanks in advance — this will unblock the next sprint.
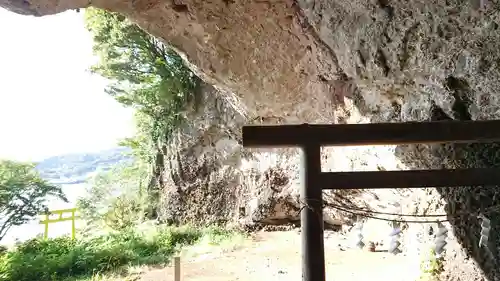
left=179, top=226, right=248, bottom=258
left=0, top=224, right=242, bottom=281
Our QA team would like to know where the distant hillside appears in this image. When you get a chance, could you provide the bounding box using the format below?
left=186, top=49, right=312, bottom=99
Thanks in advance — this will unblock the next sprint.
left=36, top=147, right=133, bottom=184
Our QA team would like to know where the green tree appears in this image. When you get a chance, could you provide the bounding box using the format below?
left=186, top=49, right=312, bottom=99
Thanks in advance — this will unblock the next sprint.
left=118, top=111, right=157, bottom=164
left=85, top=8, right=201, bottom=156
left=0, top=160, right=67, bottom=241
left=85, top=8, right=202, bottom=218
left=78, top=160, right=149, bottom=231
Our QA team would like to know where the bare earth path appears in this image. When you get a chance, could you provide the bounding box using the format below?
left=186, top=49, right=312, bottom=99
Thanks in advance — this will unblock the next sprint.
left=141, top=230, right=421, bottom=281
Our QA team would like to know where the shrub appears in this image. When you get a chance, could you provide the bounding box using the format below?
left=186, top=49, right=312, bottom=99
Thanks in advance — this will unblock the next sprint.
left=78, top=161, right=149, bottom=232
left=0, top=226, right=235, bottom=281
left=420, top=248, right=444, bottom=281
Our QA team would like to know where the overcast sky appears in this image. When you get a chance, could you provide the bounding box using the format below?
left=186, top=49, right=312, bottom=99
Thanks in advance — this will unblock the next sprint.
left=0, top=9, right=135, bottom=162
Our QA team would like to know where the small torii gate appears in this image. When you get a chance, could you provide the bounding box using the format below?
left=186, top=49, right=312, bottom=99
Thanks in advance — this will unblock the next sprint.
left=242, top=120, right=500, bottom=281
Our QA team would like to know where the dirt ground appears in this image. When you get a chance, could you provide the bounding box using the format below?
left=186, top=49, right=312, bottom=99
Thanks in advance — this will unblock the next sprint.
left=140, top=230, right=422, bottom=281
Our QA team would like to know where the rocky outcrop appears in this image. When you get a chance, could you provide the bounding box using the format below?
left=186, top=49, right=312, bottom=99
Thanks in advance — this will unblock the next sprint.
left=157, top=83, right=409, bottom=233
left=3, top=0, right=500, bottom=280
left=156, top=82, right=300, bottom=227
left=157, top=82, right=365, bottom=229
left=157, top=83, right=248, bottom=225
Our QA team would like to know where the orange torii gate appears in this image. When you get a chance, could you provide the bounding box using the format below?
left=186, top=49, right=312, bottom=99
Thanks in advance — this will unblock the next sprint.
left=242, top=120, right=500, bottom=281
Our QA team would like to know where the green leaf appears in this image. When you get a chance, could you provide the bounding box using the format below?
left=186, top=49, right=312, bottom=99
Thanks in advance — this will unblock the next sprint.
left=0, top=160, right=67, bottom=241
left=85, top=7, right=202, bottom=159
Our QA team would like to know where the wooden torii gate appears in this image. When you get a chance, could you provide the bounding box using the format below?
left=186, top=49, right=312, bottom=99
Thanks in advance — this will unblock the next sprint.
left=242, top=120, right=500, bottom=281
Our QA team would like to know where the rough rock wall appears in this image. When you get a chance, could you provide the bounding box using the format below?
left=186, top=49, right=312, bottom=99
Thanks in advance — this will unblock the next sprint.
left=157, top=83, right=245, bottom=225
left=159, top=82, right=407, bottom=234
left=158, top=82, right=306, bottom=227
left=298, top=1, right=500, bottom=280
left=3, top=0, right=500, bottom=280
left=298, top=0, right=500, bottom=124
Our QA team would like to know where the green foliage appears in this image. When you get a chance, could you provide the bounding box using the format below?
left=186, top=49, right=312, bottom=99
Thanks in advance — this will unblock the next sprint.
left=0, top=226, right=237, bottom=281
left=0, top=160, right=67, bottom=241
left=420, top=248, right=444, bottom=281
left=78, top=160, right=149, bottom=231
left=118, top=112, right=157, bottom=164
left=85, top=8, right=201, bottom=156
left=85, top=8, right=202, bottom=218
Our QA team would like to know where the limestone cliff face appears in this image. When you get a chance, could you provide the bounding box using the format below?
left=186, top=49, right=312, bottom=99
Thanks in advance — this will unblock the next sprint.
left=3, top=0, right=500, bottom=280
left=158, top=83, right=408, bottom=233
left=157, top=83, right=303, bottom=227
left=157, top=83, right=359, bottom=229
left=156, top=83, right=250, bottom=226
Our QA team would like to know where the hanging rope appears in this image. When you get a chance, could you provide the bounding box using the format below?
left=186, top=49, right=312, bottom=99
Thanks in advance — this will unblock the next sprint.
left=296, top=199, right=500, bottom=224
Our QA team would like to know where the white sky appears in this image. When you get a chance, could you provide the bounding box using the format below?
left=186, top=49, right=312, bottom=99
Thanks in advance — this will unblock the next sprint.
left=0, top=9, right=136, bottom=162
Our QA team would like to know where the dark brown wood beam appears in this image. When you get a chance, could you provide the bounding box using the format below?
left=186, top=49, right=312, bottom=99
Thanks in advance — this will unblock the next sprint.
left=319, top=168, right=500, bottom=189
left=242, top=120, right=500, bottom=148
